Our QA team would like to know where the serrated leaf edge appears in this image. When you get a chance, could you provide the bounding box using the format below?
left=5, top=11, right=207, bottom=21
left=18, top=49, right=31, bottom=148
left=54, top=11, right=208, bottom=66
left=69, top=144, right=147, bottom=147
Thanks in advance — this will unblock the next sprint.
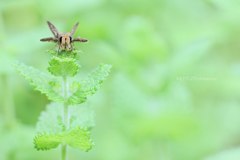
left=33, top=126, right=94, bottom=151
left=12, top=61, right=64, bottom=102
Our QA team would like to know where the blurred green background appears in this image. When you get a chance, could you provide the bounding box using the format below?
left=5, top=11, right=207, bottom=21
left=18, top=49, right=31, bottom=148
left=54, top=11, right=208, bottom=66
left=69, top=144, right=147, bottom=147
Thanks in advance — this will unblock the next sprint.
left=1, top=0, right=240, bottom=160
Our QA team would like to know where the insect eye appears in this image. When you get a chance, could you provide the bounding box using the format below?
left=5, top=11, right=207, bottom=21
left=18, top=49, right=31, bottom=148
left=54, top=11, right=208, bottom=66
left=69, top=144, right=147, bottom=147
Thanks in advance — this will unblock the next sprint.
left=60, top=37, right=62, bottom=43
left=69, top=36, right=72, bottom=42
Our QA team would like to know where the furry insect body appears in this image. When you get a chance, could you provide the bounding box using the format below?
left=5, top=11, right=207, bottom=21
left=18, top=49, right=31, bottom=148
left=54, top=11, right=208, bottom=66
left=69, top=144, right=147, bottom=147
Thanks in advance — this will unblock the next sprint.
left=40, top=21, right=88, bottom=57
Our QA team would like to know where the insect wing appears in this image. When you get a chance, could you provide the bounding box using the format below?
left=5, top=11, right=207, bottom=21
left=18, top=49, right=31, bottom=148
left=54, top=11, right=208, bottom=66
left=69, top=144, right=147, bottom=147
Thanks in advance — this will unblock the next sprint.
left=47, top=21, right=59, bottom=38
left=72, top=37, right=88, bottom=43
left=70, top=22, right=79, bottom=36
left=40, top=37, right=58, bottom=42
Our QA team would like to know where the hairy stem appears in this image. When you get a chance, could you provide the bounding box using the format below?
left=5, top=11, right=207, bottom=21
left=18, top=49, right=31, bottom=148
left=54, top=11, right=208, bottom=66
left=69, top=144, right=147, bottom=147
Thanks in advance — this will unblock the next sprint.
left=62, top=76, right=69, bottom=160
left=61, top=144, right=67, bottom=160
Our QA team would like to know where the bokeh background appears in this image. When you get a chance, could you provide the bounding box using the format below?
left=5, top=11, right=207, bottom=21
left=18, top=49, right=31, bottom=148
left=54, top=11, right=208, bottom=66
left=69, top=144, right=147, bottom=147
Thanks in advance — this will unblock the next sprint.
left=1, top=0, right=240, bottom=160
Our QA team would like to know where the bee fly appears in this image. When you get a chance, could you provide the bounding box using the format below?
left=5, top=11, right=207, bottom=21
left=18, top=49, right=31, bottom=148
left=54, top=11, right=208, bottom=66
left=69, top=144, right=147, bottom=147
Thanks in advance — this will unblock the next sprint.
left=40, top=21, right=88, bottom=57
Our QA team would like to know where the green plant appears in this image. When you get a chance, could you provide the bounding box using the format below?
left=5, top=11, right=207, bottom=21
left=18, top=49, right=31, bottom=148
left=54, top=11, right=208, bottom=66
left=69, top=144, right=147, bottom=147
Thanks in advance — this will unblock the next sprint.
left=13, top=50, right=111, bottom=160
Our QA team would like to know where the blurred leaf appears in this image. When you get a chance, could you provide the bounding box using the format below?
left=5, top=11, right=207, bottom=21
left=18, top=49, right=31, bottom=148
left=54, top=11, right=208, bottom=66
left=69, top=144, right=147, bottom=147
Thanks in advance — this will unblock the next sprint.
left=0, top=123, right=37, bottom=160
left=36, top=102, right=94, bottom=134
left=204, top=147, right=240, bottom=160
left=34, top=126, right=94, bottom=152
left=170, top=38, right=213, bottom=70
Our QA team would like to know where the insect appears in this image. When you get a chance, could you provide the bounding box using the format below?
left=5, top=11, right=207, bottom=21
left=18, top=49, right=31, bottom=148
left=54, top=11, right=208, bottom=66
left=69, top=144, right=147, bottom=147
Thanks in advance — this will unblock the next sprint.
left=40, top=21, right=88, bottom=57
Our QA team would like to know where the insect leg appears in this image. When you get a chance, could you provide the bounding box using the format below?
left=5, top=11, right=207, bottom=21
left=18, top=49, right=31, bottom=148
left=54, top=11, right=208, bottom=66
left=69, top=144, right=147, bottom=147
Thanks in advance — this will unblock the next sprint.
left=73, top=42, right=82, bottom=52
left=55, top=45, right=60, bottom=57
left=71, top=48, right=74, bottom=58
left=45, top=43, right=58, bottom=53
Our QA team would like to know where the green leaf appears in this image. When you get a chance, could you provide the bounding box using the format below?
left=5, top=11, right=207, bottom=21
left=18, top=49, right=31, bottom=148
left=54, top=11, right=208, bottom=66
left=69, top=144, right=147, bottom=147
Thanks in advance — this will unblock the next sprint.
left=12, top=62, right=64, bottom=102
left=68, top=64, right=112, bottom=105
left=66, top=127, right=94, bottom=151
left=36, top=102, right=95, bottom=134
left=69, top=102, right=95, bottom=130
left=48, top=49, right=81, bottom=60
left=48, top=57, right=80, bottom=77
left=36, top=102, right=63, bottom=134
left=34, top=132, right=64, bottom=150
left=34, top=127, right=94, bottom=151
left=49, top=81, right=62, bottom=95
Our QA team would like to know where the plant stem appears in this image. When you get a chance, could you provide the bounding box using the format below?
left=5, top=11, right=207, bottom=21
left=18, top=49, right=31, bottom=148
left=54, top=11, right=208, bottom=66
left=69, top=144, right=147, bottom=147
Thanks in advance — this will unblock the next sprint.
left=62, top=76, right=69, bottom=160
left=63, top=76, right=69, bottom=130
left=62, top=144, right=67, bottom=160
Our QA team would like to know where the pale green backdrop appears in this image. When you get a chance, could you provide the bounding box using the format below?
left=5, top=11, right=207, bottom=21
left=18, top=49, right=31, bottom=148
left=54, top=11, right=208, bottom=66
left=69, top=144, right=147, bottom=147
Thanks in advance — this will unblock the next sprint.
left=1, top=0, right=240, bottom=160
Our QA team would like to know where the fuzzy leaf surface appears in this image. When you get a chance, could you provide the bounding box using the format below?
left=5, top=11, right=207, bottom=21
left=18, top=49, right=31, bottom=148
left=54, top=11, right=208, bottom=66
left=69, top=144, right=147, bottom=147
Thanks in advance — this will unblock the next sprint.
left=68, top=64, right=112, bottom=105
left=36, top=102, right=94, bottom=134
left=48, top=49, right=81, bottom=60
left=12, top=62, right=63, bottom=102
left=48, top=57, right=80, bottom=77
left=34, top=133, right=64, bottom=150
left=34, top=127, right=94, bottom=151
